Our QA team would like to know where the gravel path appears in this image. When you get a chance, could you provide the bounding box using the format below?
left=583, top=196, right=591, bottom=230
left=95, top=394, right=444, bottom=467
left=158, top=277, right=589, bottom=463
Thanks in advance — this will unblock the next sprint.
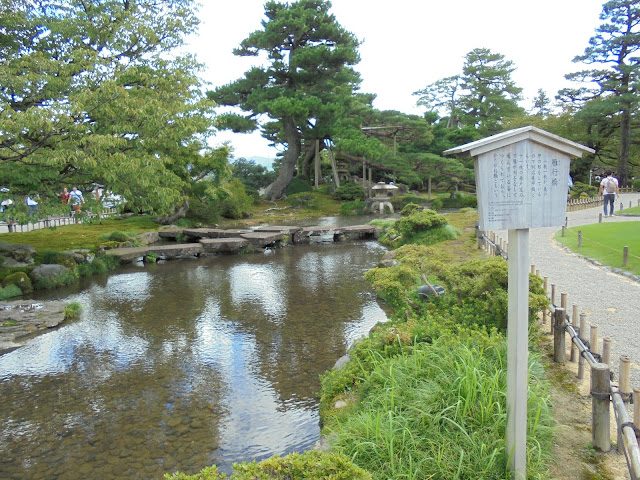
left=498, top=192, right=640, bottom=386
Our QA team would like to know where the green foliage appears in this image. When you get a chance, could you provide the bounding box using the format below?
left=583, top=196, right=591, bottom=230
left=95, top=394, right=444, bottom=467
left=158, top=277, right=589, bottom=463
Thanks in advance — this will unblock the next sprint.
left=64, top=302, right=82, bottom=321
left=98, top=231, right=140, bottom=246
left=286, top=175, right=313, bottom=196
left=0, top=284, right=23, bottom=300
left=400, top=194, right=428, bottom=206
left=399, top=203, right=420, bottom=216
left=440, top=194, right=477, bottom=208
left=333, top=183, right=366, bottom=201
left=31, top=270, right=78, bottom=290
left=0, top=0, right=223, bottom=215
left=570, top=181, right=598, bottom=199
left=327, top=336, right=552, bottom=479
left=430, top=197, right=443, bottom=210
left=214, top=178, right=254, bottom=220
left=231, top=158, right=276, bottom=190
left=285, top=192, right=319, bottom=209
left=630, top=179, right=640, bottom=191
left=364, top=265, right=418, bottom=309
left=2, top=271, right=32, bottom=294
left=145, top=252, right=158, bottom=264
left=339, top=201, right=366, bottom=216
left=165, top=451, right=371, bottom=480
left=392, top=209, right=448, bottom=238
left=414, top=48, right=524, bottom=136
left=210, top=0, right=362, bottom=200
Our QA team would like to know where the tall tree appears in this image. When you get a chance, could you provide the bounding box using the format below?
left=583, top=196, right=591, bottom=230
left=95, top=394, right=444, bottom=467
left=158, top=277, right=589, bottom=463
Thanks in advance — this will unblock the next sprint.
left=558, top=0, right=640, bottom=185
left=414, top=48, right=524, bottom=136
left=210, top=0, right=361, bottom=200
left=0, top=0, right=226, bottom=216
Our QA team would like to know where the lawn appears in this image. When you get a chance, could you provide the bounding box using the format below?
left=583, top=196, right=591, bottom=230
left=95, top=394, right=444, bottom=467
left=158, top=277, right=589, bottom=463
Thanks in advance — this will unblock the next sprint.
left=555, top=222, right=640, bottom=275
left=0, top=215, right=160, bottom=253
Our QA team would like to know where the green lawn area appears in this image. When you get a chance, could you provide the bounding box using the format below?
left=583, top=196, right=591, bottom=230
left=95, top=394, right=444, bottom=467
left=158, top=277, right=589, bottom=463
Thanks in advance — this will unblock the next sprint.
left=555, top=222, right=640, bottom=275
left=0, top=216, right=159, bottom=253
left=618, top=205, right=640, bottom=215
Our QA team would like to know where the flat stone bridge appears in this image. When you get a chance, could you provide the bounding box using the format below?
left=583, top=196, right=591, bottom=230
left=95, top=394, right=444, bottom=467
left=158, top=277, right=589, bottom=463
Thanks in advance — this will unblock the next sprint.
left=108, top=224, right=380, bottom=263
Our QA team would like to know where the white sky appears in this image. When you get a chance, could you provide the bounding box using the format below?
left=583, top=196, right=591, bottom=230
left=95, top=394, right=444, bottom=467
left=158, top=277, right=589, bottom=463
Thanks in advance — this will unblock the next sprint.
left=186, top=0, right=606, bottom=160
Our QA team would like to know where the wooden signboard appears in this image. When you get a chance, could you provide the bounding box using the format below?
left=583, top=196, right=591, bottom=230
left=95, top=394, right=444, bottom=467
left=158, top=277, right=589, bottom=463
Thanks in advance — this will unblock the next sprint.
left=475, top=141, right=570, bottom=231
left=444, top=126, right=594, bottom=480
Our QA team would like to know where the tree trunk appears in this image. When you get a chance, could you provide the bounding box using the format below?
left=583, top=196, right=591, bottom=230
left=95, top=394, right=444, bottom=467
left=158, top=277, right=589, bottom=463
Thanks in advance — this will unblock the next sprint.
left=301, top=143, right=316, bottom=180
left=155, top=198, right=189, bottom=225
left=264, top=118, right=302, bottom=200
left=618, top=107, right=630, bottom=186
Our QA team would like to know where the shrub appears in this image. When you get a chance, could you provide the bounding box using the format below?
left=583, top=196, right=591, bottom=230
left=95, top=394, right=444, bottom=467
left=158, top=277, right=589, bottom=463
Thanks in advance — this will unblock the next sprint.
left=64, top=302, right=82, bottom=321
left=285, top=192, right=319, bottom=209
left=339, top=201, right=366, bottom=215
left=286, top=175, right=312, bottom=196
left=400, top=194, right=428, bottom=206
left=333, top=183, right=365, bottom=201
left=0, top=284, right=23, bottom=300
left=440, top=194, right=477, bottom=208
left=217, top=178, right=254, bottom=220
left=98, top=230, right=140, bottom=246
left=2, top=271, right=32, bottom=294
left=430, top=197, right=443, bottom=210
left=570, top=181, right=598, bottom=198
left=399, top=202, right=420, bottom=216
left=393, top=209, right=448, bottom=238
left=42, top=250, right=60, bottom=264
left=145, top=252, right=158, bottom=263
left=165, top=451, right=371, bottom=480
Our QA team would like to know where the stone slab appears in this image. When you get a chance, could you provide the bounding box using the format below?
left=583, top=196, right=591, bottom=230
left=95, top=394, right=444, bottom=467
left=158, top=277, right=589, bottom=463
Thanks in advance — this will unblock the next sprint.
left=183, top=228, right=252, bottom=239
left=239, top=232, right=283, bottom=247
left=158, top=229, right=183, bottom=239
left=200, top=238, right=250, bottom=252
left=254, top=225, right=303, bottom=235
left=0, top=300, right=67, bottom=355
left=107, top=243, right=204, bottom=262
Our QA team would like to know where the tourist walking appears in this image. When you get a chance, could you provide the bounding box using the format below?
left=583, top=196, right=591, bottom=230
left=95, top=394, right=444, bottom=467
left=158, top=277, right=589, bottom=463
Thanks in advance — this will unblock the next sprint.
left=598, top=170, right=619, bottom=217
left=69, top=186, right=84, bottom=214
left=25, top=195, right=38, bottom=217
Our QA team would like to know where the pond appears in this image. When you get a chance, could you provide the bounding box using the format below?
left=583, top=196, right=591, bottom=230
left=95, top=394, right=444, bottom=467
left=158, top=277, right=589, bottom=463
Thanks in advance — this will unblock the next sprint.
left=0, top=239, right=389, bottom=479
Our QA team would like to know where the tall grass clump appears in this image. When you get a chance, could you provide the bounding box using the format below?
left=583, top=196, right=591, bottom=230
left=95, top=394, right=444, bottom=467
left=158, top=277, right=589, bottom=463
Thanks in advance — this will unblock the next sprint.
left=327, top=335, right=553, bottom=480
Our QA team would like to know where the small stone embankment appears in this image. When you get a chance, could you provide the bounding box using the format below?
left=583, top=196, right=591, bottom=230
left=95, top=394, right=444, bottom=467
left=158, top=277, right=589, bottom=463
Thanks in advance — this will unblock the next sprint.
left=0, top=300, right=68, bottom=355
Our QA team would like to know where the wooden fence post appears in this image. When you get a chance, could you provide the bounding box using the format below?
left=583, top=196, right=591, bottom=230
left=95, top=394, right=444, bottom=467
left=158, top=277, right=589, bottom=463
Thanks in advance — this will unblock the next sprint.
left=553, top=308, right=566, bottom=363
left=550, top=284, right=556, bottom=334
left=590, top=325, right=599, bottom=355
left=578, top=231, right=582, bottom=247
left=570, top=304, right=578, bottom=362
left=602, top=338, right=611, bottom=366
left=634, top=387, right=640, bottom=430
left=542, top=277, right=549, bottom=324
left=620, top=355, right=631, bottom=399
left=591, top=363, right=611, bottom=452
left=578, top=313, right=587, bottom=379
left=623, top=246, right=628, bottom=267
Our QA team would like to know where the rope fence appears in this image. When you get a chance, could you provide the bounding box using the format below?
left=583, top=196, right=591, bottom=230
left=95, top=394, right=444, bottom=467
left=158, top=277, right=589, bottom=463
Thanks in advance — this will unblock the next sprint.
left=476, top=226, right=640, bottom=480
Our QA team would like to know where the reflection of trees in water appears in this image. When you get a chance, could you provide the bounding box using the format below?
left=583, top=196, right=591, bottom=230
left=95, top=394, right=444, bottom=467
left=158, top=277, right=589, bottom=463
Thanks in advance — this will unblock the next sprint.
left=216, top=245, right=383, bottom=409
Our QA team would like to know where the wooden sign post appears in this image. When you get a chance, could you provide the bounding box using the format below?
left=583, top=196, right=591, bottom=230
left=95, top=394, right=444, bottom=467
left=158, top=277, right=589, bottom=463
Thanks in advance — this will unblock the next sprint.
left=445, top=126, right=594, bottom=479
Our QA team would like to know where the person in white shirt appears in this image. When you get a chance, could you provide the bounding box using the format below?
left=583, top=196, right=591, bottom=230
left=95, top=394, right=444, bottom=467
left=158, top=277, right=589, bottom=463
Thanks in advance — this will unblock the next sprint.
left=598, top=171, right=620, bottom=217
left=69, top=187, right=85, bottom=214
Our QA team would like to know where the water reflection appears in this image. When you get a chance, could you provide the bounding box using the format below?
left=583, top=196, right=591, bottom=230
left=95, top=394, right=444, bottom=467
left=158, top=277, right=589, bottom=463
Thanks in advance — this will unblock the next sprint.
left=0, top=241, right=388, bottom=479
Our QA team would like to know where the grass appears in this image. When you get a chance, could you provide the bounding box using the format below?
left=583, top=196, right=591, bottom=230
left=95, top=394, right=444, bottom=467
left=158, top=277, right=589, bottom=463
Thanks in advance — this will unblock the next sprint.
left=618, top=205, right=640, bottom=215
left=0, top=216, right=159, bottom=253
left=326, top=336, right=553, bottom=480
left=555, top=222, right=640, bottom=275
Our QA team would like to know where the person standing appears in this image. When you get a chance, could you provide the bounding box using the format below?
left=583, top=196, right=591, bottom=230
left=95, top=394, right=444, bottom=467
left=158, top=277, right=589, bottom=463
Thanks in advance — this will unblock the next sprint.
left=69, top=186, right=85, bottom=214
left=598, top=170, right=619, bottom=217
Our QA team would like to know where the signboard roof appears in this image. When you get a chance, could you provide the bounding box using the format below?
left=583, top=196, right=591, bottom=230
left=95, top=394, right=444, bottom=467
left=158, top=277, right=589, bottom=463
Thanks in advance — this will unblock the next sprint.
left=443, top=126, right=595, bottom=159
